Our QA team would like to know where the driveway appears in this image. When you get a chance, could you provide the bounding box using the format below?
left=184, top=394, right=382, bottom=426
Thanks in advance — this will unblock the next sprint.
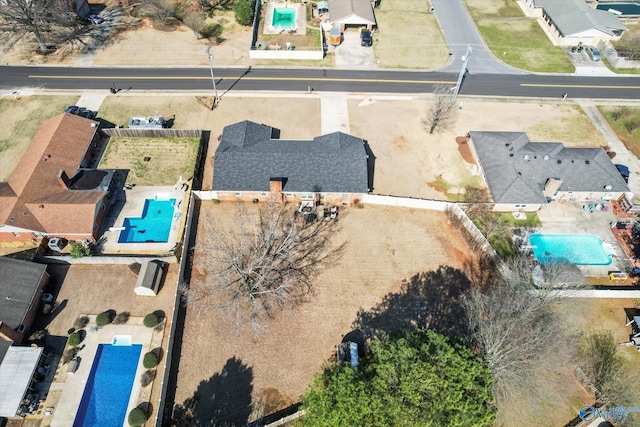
left=334, top=30, right=377, bottom=69
left=564, top=47, right=616, bottom=76
left=430, top=0, right=523, bottom=75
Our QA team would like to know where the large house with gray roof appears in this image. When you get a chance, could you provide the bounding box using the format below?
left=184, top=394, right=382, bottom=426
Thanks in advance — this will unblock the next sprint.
left=327, top=0, right=377, bottom=31
left=468, top=131, right=630, bottom=212
left=212, top=121, right=373, bottom=205
left=525, top=0, right=626, bottom=46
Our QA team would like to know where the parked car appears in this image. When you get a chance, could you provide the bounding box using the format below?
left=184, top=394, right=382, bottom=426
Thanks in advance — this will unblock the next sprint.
left=586, top=46, right=601, bottom=61
left=361, top=29, right=373, bottom=47
left=616, top=164, right=630, bottom=183
left=64, top=105, right=81, bottom=114
left=88, top=14, right=104, bottom=24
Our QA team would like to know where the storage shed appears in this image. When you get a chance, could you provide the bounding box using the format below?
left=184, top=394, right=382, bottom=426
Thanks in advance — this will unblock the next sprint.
left=134, top=260, right=165, bottom=296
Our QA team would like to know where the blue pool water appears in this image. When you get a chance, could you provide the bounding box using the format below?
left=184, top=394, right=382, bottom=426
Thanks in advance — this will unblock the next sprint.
left=273, top=8, right=296, bottom=29
left=596, top=2, right=640, bottom=16
left=118, top=198, right=175, bottom=243
left=73, top=344, right=142, bottom=427
left=529, top=234, right=612, bottom=265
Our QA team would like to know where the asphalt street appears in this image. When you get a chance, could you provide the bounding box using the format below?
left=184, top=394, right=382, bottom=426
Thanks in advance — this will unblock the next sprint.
left=1, top=66, right=639, bottom=100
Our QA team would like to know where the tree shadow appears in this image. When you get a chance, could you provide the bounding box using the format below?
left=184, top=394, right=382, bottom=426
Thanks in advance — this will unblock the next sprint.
left=353, top=266, right=473, bottom=342
left=173, top=356, right=254, bottom=426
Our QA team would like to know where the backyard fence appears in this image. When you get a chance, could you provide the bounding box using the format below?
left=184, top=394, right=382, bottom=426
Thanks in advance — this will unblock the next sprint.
left=102, top=128, right=203, bottom=138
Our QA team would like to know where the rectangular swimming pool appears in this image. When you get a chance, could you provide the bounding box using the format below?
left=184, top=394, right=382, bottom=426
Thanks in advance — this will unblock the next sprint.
left=118, top=198, right=175, bottom=243
left=73, top=344, right=142, bottom=427
left=529, top=233, right=612, bottom=265
left=596, top=2, right=640, bottom=16
left=272, top=7, right=296, bottom=29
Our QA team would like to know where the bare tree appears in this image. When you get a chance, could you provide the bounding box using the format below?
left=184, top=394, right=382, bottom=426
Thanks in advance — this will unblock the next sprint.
left=183, top=11, right=204, bottom=37
left=423, top=84, right=458, bottom=134
left=463, top=278, right=576, bottom=425
left=613, top=34, right=640, bottom=61
left=184, top=199, right=344, bottom=333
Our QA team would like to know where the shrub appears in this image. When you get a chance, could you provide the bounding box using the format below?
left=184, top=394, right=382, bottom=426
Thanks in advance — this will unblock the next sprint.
left=233, top=0, right=256, bottom=26
left=95, top=311, right=112, bottom=327
left=128, top=407, right=148, bottom=426
left=68, top=331, right=82, bottom=347
left=62, top=348, right=77, bottom=364
left=141, top=369, right=156, bottom=387
left=143, top=351, right=159, bottom=369
left=143, top=313, right=160, bottom=328
left=69, top=242, right=91, bottom=259
left=199, top=22, right=223, bottom=42
left=74, top=315, right=90, bottom=329
left=114, top=312, right=130, bottom=325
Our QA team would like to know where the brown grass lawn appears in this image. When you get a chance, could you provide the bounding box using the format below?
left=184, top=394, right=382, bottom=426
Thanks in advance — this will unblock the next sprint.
left=98, top=137, right=199, bottom=185
left=374, top=0, right=449, bottom=69
left=0, top=95, right=79, bottom=181
left=175, top=201, right=476, bottom=424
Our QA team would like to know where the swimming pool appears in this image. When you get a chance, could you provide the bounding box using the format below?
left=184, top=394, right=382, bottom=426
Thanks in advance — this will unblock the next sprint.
left=529, top=234, right=612, bottom=265
left=273, top=7, right=296, bottom=29
left=73, top=344, right=142, bottom=427
left=118, top=198, right=175, bottom=243
left=596, top=2, right=640, bottom=16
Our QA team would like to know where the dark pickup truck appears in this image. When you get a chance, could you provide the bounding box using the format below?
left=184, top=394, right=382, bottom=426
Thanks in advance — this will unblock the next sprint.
left=361, top=29, right=373, bottom=47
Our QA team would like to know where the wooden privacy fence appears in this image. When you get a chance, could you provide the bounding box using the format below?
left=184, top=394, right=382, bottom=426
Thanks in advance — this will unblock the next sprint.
left=102, top=128, right=203, bottom=138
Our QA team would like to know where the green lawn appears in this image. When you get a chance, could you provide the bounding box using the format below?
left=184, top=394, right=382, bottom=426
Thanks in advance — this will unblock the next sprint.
left=464, top=0, right=575, bottom=73
left=374, top=0, right=449, bottom=69
left=598, top=106, right=640, bottom=158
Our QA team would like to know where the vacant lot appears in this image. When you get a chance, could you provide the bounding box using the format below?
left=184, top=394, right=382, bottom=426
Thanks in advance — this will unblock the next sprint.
left=464, top=0, right=574, bottom=73
left=175, top=202, right=475, bottom=424
left=598, top=106, right=640, bottom=157
left=374, top=0, right=449, bottom=69
left=0, top=95, right=78, bottom=180
left=99, top=136, right=200, bottom=185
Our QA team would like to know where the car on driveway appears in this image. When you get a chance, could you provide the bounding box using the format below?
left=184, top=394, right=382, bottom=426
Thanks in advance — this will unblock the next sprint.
left=586, top=46, right=601, bottom=61
left=616, top=164, right=630, bottom=183
left=361, top=29, right=373, bottom=47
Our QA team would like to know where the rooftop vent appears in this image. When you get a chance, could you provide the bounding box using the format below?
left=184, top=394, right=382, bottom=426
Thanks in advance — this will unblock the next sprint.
left=544, top=155, right=549, bottom=161
left=524, top=154, right=530, bottom=161
left=509, top=153, right=514, bottom=157
left=585, top=160, right=590, bottom=164
left=557, top=160, right=562, bottom=164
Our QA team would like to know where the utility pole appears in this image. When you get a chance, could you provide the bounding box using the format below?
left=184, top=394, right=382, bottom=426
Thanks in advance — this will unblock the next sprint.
left=452, top=44, right=472, bottom=103
left=205, top=45, right=219, bottom=109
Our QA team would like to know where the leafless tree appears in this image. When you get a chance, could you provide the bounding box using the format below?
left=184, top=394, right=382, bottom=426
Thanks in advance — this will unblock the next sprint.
left=613, top=34, right=640, bottom=61
left=184, top=199, right=344, bottom=333
left=463, top=277, right=576, bottom=425
left=424, top=84, right=458, bottom=134
left=183, top=11, right=204, bottom=37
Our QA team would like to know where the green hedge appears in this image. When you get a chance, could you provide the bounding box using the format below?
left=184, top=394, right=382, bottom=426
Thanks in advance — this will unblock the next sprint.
left=143, top=352, right=159, bottom=369
left=68, top=332, right=82, bottom=347
left=128, top=407, right=148, bottom=426
left=143, top=313, right=159, bottom=328
left=95, top=311, right=112, bottom=327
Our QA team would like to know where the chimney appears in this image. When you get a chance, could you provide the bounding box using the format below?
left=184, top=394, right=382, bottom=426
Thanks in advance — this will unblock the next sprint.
left=58, top=170, right=70, bottom=189
left=269, top=178, right=283, bottom=203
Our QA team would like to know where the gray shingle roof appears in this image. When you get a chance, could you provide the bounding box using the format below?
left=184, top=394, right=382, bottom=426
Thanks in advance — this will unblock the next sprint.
left=213, top=121, right=369, bottom=193
left=469, top=131, right=629, bottom=204
left=328, top=0, right=376, bottom=25
left=533, top=0, right=626, bottom=36
left=0, top=258, right=47, bottom=329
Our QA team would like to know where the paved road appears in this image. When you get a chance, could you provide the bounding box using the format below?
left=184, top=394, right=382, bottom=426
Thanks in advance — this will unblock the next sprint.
left=2, top=66, right=640, bottom=99
left=430, top=0, right=523, bottom=75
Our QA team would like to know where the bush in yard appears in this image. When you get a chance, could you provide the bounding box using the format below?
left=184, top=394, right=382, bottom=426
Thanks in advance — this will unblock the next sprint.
left=233, top=0, right=256, bottom=26
left=70, top=241, right=91, bottom=259
left=128, top=407, right=148, bottom=426
left=74, top=315, right=90, bottom=329
left=68, top=331, right=82, bottom=347
left=143, top=313, right=160, bottom=328
left=141, top=369, right=156, bottom=387
left=199, top=22, right=223, bottom=42
left=95, top=311, right=112, bottom=327
left=143, top=351, right=159, bottom=369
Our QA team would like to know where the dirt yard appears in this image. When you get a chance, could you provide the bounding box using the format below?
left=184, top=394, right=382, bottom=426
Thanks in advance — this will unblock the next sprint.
left=174, top=201, right=475, bottom=424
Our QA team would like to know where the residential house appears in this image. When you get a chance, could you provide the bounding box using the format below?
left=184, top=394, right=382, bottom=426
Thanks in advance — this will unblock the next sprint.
left=212, top=121, right=373, bottom=205
left=467, top=131, right=630, bottom=212
left=0, top=258, right=49, bottom=351
left=525, top=0, right=626, bottom=46
left=327, top=0, right=377, bottom=31
left=0, top=113, right=119, bottom=243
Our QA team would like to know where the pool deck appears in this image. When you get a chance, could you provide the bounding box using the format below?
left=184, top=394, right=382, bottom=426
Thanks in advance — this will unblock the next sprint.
left=101, top=185, right=189, bottom=255
left=263, top=2, right=307, bottom=35
left=535, top=201, right=629, bottom=277
left=49, top=317, right=161, bottom=427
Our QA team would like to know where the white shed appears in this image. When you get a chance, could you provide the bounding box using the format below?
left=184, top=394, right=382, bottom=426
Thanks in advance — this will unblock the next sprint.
left=134, top=260, right=165, bottom=296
